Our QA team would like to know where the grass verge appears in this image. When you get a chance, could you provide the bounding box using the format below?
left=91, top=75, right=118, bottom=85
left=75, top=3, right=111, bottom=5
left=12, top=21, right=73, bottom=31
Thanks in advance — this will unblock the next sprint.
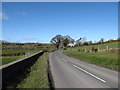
left=64, top=50, right=118, bottom=71
left=16, top=52, right=49, bottom=88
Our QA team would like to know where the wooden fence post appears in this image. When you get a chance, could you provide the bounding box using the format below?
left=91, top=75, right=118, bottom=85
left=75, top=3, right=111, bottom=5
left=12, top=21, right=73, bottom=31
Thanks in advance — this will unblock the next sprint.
left=85, top=48, right=86, bottom=52
left=98, top=47, right=99, bottom=52
left=106, top=46, right=109, bottom=50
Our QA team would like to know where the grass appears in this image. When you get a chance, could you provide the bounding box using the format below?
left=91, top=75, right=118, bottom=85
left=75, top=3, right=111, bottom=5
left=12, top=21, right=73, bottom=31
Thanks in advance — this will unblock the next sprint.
left=1, top=49, right=41, bottom=65
left=64, top=50, right=118, bottom=71
left=2, top=49, right=41, bottom=54
left=17, top=52, right=49, bottom=88
left=70, top=42, right=119, bottom=50
left=2, top=56, right=22, bottom=65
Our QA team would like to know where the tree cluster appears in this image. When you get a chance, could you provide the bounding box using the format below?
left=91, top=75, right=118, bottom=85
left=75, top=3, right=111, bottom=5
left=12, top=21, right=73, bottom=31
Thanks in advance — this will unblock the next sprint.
left=50, top=35, right=74, bottom=49
left=50, top=34, right=119, bottom=49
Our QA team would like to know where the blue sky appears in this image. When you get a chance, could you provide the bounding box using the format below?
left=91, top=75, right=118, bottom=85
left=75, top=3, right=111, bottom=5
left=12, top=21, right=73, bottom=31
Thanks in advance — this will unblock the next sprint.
left=2, top=2, right=118, bottom=43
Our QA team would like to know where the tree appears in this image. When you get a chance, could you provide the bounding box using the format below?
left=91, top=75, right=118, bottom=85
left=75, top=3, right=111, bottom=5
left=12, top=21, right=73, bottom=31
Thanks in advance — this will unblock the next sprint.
left=117, top=37, right=120, bottom=40
left=50, top=35, right=74, bottom=49
left=62, top=38, right=69, bottom=47
left=98, top=38, right=104, bottom=44
left=62, top=35, right=74, bottom=47
left=83, top=41, right=89, bottom=45
left=76, top=38, right=82, bottom=45
left=88, top=41, right=92, bottom=45
left=75, top=37, right=87, bottom=46
left=50, top=35, right=63, bottom=49
left=100, top=38, right=104, bottom=43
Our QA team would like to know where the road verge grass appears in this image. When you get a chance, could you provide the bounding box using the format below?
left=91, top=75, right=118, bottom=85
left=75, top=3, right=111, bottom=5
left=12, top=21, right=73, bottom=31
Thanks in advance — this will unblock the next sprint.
left=64, top=50, right=118, bottom=71
left=17, top=52, right=49, bottom=88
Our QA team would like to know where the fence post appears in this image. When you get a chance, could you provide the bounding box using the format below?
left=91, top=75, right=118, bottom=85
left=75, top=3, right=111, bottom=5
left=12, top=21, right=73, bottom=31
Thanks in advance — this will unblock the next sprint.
left=98, top=47, right=99, bottom=52
left=106, top=46, right=109, bottom=50
left=85, top=48, right=86, bottom=52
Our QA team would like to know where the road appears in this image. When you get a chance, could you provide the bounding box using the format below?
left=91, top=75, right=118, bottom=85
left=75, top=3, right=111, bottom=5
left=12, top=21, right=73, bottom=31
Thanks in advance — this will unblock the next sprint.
left=49, top=50, right=118, bottom=88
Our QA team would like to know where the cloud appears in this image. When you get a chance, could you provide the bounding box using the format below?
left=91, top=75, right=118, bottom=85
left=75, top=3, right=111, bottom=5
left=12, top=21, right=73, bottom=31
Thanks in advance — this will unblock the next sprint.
left=0, top=12, right=9, bottom=20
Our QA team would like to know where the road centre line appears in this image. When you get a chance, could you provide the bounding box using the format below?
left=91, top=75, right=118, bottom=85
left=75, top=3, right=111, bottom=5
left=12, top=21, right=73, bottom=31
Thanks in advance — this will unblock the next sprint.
left=73, top=65, right=106, bottom=83
left=61, top=57, right=68, bottom=62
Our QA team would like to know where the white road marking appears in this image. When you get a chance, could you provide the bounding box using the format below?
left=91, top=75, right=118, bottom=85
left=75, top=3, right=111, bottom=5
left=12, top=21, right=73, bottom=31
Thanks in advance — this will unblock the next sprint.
left=64, top=60, right=68, bottom=62
left=73, top=65, right=106, bottom=83
left=62, top=58, right=68, bottom=62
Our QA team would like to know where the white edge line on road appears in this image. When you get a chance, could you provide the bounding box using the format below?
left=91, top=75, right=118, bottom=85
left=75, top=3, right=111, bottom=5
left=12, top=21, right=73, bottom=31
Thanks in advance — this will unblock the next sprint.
left=73, top=65, right=106, bottom=83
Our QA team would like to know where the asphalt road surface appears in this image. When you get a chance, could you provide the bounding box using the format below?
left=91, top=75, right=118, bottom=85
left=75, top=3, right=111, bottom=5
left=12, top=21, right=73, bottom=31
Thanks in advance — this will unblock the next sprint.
left=49, top=50, right=118, bottom=89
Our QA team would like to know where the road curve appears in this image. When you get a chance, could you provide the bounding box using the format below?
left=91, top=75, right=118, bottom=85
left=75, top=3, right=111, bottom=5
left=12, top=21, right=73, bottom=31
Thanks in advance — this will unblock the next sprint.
left=49, top=50, right=118, bottom=89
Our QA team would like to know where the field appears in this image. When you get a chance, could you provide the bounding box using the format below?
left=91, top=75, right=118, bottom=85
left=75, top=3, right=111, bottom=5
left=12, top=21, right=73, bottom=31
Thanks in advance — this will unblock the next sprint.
left=2, top=49, right=41, bottom=54
left=17, top=52, right=49, bottom=88
left=1, top=42, right=56, bottom=65
left=2, top=56, right=21, bottom=65
left=70, top=42, right=119, bottom=50
left=1, top=49, right=41, bottom=65
left=64, top=42, right=119, bottom=71
left=2, top=42, right=56, bottom=88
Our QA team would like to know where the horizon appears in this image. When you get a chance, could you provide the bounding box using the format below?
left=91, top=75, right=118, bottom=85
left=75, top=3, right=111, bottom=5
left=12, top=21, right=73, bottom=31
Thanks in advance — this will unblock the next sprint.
left=2, top=2, right=118, bottom=43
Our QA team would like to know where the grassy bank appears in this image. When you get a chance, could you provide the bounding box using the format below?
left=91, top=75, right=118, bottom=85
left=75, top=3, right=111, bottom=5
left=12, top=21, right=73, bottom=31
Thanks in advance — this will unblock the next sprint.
left=64, top=50, right=118, bottom=70
left=17, top=52, right=49, bottom=88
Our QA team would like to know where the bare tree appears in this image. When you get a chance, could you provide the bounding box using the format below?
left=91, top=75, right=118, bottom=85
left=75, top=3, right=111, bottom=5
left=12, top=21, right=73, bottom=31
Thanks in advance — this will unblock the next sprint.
left=88, top=41, right=92, bottom=45
left=63, top=35, right=74, bottom=44
left=76, top=37, right=87, bottom=46
left=76, top=38, right=82, bottom=45
left=117, top=37, right=120, bottom=40
left=99, top=38, right=104, bottom=43
left=50, top=35, right=63, bottom=49
left=81, top=37, right=87, bottom=42
left=50, top=35, right=74, bottom=49
left=62, top=38, right=69, bottom=47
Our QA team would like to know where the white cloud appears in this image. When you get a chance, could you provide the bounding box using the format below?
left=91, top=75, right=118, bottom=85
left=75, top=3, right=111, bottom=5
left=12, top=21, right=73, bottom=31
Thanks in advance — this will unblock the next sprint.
left=0, top=12, right=9, bottom=20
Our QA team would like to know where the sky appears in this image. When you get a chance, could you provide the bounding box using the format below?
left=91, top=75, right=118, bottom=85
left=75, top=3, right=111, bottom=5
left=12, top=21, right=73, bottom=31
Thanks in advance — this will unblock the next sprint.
left=2, top=2, right=118, bottom=43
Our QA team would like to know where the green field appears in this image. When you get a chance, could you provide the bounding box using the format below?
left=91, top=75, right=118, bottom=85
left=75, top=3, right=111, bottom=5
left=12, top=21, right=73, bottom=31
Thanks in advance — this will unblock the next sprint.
left=2, top=49, right=41, bottom=54
left=1, top=49, right=41, bottom=65
left=69, top=42, right=119, bottom=50
left=64, top=42, right=119, bottom=71
left=17, top=52, right=49, bottom=88
left=2, top=56, right=22, bottom=65
left=64, top=50, right=118, bottom=70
